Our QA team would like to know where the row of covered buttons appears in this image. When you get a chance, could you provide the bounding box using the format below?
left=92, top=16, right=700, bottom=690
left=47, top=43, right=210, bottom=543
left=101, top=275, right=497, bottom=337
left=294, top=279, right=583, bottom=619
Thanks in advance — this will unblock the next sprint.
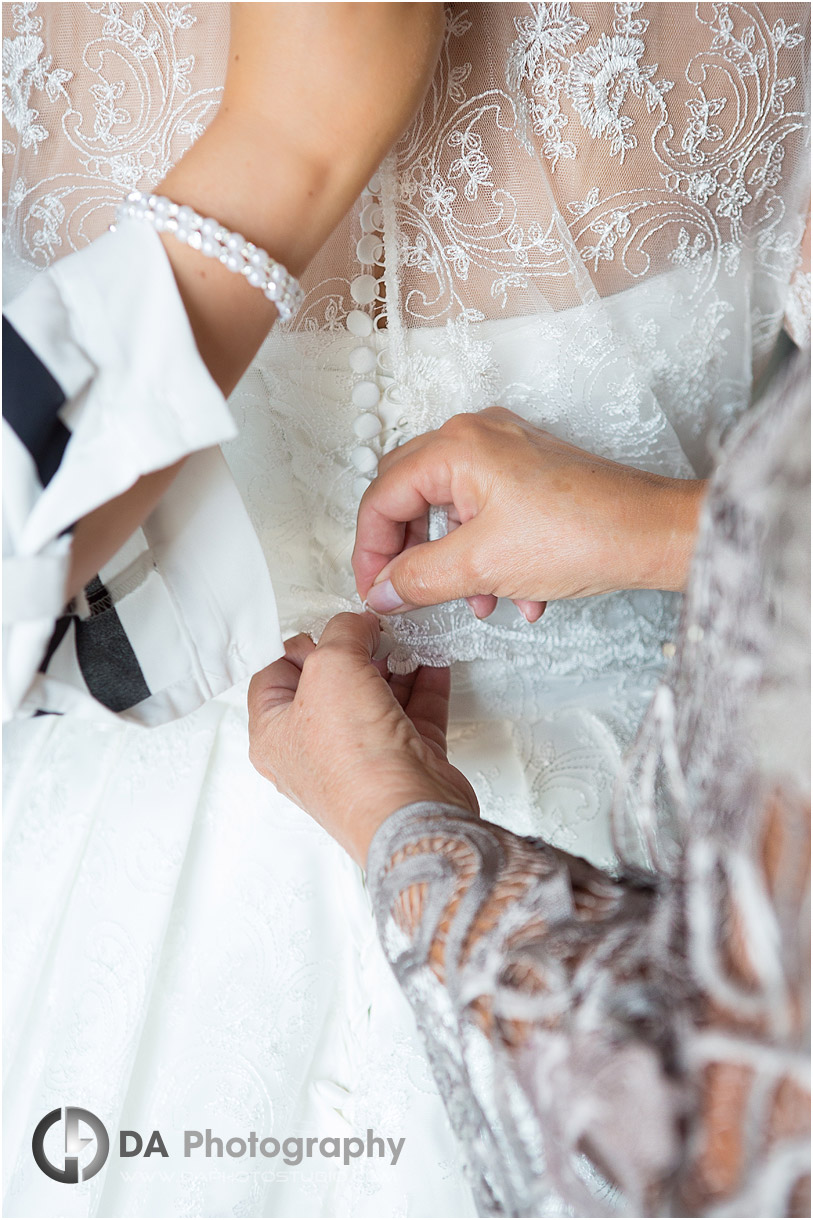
left=345, top=175, right=404, bottom=498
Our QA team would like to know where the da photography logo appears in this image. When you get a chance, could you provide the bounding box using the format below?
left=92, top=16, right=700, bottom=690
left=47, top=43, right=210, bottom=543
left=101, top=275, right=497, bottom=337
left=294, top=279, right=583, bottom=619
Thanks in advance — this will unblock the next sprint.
left=32, top=1107, right=110, bottom=1184
left=31, top=1113, right=404, bottom=1183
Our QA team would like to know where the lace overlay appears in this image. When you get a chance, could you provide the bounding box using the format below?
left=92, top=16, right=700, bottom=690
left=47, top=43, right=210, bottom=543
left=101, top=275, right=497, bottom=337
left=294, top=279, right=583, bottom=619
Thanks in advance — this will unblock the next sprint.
left=2, top=2, right=226, bottom=297
left=224, top=2, right=810, bottom=682
left=221, top=1, right=808, bottom=864
left=2, top=7, right=809, bottom=1214
left=368, top=354, right=811, bottom=1217
left=4, top=4, right=809, bottom=694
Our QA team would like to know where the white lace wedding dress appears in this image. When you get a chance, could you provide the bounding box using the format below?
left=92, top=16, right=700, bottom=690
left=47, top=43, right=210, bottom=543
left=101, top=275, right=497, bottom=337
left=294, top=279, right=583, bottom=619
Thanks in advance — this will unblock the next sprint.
left=3, top=4, right=809, bottom=1216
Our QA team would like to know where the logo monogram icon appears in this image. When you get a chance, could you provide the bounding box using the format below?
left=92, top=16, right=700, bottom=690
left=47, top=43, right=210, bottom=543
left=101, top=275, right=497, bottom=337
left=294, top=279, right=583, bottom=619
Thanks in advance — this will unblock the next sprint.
left=32, top=1108, right=110, bottom=1183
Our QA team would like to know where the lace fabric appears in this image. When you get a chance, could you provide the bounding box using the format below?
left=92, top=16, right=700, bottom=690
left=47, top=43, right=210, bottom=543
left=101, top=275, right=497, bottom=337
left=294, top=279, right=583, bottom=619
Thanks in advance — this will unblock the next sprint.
left=2, top=1, right=226, bottom=297
left=367, top=353, right=811, bottom=1218
left=1, top=7, right=810, bottom=1214
left=3, top=3, right=809, bottom=686
left=237, top=0, right=810, bottom=682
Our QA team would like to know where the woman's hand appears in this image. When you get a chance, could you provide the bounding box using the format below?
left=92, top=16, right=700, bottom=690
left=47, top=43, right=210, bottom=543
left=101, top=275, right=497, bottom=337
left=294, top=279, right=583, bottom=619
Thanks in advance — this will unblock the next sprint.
left=247, top=612, right=478, bottom=868
left=353, top=407, right=705, bottom=620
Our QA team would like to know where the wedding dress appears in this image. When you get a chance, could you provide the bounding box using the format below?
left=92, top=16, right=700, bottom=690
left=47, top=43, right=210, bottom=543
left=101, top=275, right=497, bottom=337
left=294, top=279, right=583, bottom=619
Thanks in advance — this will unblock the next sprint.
left=3, top=4, right=809, bottom=1216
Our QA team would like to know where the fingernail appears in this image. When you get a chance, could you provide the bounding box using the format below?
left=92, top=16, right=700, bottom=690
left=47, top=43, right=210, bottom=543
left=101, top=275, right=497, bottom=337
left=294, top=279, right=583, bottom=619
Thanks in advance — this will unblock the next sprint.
left=365, top=580, right=410, bottom=615
left=373, top=633, right=393, bottom=661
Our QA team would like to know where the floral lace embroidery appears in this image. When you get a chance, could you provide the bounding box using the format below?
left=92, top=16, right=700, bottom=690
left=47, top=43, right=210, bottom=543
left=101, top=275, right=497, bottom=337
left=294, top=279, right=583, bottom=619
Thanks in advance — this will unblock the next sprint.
left=3, top=2, right=223, bottom=271
left=2, top=3, right=72, bottom=154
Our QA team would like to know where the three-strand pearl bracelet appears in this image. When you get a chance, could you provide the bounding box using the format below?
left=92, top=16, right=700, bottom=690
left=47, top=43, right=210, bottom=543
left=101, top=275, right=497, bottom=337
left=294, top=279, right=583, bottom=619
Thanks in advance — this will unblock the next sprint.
left=112, top=191, right=304, bottom=324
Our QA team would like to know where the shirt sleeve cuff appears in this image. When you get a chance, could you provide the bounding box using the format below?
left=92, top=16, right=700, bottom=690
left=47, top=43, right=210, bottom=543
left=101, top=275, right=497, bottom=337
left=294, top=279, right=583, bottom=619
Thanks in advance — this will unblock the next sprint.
left=4, top=219, right=237, bottom=557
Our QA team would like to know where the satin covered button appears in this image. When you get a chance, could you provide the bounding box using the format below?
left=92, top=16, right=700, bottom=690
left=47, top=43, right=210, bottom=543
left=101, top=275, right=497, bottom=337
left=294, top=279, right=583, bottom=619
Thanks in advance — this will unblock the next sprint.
left=348, top=346, right=377, bottom=374
left=351, top=446, right=379, bottom=474
left=360, top=203, right=384, bottom=232
left=350, top=275, right=378, bottom=305
left=356, top=234, right=383, bottom=264
left=351, top=381, right=381, bottom=410
left=353, top=476, right=373, bottom=498
left=353, top=413, right=382, bottom=440
left=346, top=309, right=373, bottom=337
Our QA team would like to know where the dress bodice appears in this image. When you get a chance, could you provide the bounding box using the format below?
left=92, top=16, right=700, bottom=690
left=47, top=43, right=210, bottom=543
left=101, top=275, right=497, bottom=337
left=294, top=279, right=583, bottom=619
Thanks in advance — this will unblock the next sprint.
left=223, top=254, right=759, bottom=677
left=2, top=0, right=810, bottom=680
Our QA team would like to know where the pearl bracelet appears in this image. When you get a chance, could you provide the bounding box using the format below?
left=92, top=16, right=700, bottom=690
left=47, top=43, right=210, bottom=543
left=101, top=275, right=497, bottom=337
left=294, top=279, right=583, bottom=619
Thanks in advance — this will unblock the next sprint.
left=112, top=191, right=304, bottom=324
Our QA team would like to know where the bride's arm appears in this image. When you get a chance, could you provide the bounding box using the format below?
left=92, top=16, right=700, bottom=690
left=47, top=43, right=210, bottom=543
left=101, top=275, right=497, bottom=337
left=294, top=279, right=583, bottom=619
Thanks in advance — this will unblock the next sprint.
left=158, top=3, right=444, bottom=396
left=66, top=3, right=444, bottom=596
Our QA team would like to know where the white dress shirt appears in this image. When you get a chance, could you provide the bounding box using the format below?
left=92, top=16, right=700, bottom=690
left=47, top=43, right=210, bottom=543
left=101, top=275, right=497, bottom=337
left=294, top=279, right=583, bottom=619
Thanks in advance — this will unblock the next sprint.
left=3, top=220, right=282, bottom=724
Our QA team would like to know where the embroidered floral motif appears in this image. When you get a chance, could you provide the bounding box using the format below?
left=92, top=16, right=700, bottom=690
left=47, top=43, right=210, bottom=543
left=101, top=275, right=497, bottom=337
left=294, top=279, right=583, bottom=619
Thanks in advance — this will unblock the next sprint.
left=685, top=171, right=718, bottom=205
left=566, top=186, right=600, bottom=218
left=421, top=173, right=457, bottom=218
left=2, top=3, right=71, bottom=154
left=682, top=91, right=727, bottom=163
left=508, top=1, right=588, bottom=165
left=716, top=175, right=752, bottom=227
left=567, top=32, right=671, bottom=162
left=3, top=1, right=217, bottom=265
left=512, top=2, right=589, bottom=80
left=771, top=15, right=804, bottom=48
left=444, top=240, right=471, bottom=279
left=670, top=228, right=711, bottom=270
left=90, top=78, right=129, bottom=144
left=447, top=129, right=493, bottom=201
left=369, top=1, right=809, bottom=329
left=581, top=207, right=631, bottom=268
left=710, top=4, right=768, bottom=74
left=166, top=3, right=194, bottom=32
